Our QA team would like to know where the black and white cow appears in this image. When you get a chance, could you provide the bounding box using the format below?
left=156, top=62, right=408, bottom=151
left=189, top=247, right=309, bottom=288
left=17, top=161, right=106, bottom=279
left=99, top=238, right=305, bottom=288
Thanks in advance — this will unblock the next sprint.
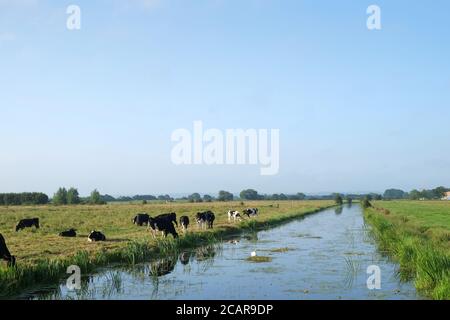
left=196, top=211, right=215, bottom=229
left=0, top=233, right=15, bottom=267
left=243, top=208, right=258, bottom=218
left=133, top=213, right=150, bottom=226
left=88, top=230, right=106, bottom=242
left=148, top=213, right=179, bottom=238
left=227, top=210, right=242, bottom=222
left=59, top=229, right=77, bottom=237
left=16, top=218, right=40, bottom=232
left=180, top=216, right=190, bottom=231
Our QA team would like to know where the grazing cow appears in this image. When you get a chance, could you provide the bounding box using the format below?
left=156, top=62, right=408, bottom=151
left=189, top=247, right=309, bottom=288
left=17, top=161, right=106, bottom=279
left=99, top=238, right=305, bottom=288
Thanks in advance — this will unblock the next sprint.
left=149, top=213, right=178, bottom=227
left=59, top=229, right=77, bottom=237
left=196, top=211, right=215, bottom=229
left=0, top=233, right=15, bottom=267
left=148, top=213, right=178, bottom=238
left=243, top=208, right=258, bottom=218
left=87, top=230, right=106, bottom=242
left=227, top=210, right=242, bottom=222
left=133, top=213, right=150, bottom=226
left=16, top=218, right=40, bottom=232
left=180, top=216, right=190, bottom=231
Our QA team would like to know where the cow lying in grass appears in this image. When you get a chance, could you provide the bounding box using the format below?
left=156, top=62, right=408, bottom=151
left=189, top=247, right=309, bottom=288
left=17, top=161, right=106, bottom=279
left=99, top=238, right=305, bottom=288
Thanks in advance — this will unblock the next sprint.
left=0, top=233, right=15, bottom=267
left=59, top=229, right=77, bottom=237
left=16, top=218, right=40, bottom=232
left=88, top=231, right=106, bottom=242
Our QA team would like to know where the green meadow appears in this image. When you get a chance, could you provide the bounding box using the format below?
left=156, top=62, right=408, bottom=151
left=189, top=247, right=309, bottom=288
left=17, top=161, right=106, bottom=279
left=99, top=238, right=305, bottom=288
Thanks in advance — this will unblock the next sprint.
left=365, top=201, right=450, bottom=300
left=0, top=200, right=333, bottom=297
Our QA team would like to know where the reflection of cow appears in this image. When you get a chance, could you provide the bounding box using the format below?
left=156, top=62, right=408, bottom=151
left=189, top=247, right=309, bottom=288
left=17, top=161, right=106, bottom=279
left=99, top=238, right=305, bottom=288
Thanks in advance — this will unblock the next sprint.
left=196, top=211, right=215, bottom=229
left=16, top=218, right=40, bottom=232
left=149, top=214, right=178, bottom=238
left=149, top=258, right=176, bottom=277
left=179, top=252, right=192, bottom=265
left=180, top=216, right=189, bottom=231
left=0, top=233, right=15, bottom=267
left=133, top=213, right=150, bottom=226
left=59, top=229, right=77, bottom=237
left=88, top=230, right=106, bottom=242
left=243, top=208, right=258, bottom=218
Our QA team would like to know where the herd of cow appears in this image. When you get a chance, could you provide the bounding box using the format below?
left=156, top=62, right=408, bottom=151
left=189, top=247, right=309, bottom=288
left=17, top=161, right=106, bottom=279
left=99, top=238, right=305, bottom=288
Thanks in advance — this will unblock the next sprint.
left=0, top=208, right=259, bottom=268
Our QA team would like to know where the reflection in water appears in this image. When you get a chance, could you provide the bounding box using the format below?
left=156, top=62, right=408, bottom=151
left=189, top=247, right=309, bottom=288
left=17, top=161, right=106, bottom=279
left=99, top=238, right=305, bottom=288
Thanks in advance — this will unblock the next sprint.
left=25, top=206, right=420, bottom=300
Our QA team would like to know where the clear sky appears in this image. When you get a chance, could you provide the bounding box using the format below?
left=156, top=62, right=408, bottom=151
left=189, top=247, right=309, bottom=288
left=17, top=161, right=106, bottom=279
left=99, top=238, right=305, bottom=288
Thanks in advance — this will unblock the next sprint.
left=1, top=0, right=449, bottom=196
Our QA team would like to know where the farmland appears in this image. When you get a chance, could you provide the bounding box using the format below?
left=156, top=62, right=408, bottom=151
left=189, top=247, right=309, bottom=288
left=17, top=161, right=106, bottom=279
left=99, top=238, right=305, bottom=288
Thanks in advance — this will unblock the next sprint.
left=365, top=201, right=450, bottom=299
left=0, top=200, right=333, bottom=297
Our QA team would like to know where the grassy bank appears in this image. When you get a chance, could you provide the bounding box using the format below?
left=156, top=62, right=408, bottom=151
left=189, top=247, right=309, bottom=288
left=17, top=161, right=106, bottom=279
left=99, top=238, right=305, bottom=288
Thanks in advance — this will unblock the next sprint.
left=0, top=200, right=333, bottom=298
left=364, top=201, right=450, bottom=300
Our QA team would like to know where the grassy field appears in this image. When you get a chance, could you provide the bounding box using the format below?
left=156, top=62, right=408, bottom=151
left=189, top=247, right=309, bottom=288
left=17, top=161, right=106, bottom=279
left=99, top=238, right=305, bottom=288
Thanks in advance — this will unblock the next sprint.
left=365, top=201, right=450, bottom=300
left=0, top=200, right=333, bottom=297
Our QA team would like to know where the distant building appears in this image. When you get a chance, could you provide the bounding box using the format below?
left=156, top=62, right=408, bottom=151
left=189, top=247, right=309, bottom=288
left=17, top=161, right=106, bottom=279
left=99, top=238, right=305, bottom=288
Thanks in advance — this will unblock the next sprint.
left=442, top=191, right=450, bottom=200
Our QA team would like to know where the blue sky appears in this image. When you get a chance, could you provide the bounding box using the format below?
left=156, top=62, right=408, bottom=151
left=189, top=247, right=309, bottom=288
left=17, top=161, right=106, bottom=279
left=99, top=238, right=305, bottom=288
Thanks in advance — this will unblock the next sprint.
left=1, top=0, right=449, bottom=196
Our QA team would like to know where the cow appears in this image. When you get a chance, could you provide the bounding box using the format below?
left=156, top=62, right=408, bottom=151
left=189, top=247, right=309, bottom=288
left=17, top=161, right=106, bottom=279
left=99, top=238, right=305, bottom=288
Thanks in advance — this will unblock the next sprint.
left=16, top=218, right=40, bottom=232
left=59, top=229, right=77, bottom=237
left=0, top=233, right=15, bottom=267
left=148, top=213, right=178, bottom=238
left=180, top=216, right=190, bottom=231
left=88, top=230, right=106, bottom=242
left=227, top=210, right=242, bottom=222
left=133, top=213, right=150, bottom=226
left=196, top=211, right=215, bottom=229
left=150, top=213, right=178, bottom=227
left=243, top=208, right=258, bottom=218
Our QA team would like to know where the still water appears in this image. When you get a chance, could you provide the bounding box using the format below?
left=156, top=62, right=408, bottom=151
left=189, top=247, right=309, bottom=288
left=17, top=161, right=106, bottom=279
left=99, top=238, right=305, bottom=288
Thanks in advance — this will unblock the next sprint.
left=25, top=205, right=420, bottom=300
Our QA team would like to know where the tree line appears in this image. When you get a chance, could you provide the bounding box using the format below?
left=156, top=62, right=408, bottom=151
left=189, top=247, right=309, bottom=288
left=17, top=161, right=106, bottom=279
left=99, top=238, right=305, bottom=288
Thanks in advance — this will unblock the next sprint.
left=0, top=193, right=49, bottom=206
left=383, top=187, right=449, bottom=200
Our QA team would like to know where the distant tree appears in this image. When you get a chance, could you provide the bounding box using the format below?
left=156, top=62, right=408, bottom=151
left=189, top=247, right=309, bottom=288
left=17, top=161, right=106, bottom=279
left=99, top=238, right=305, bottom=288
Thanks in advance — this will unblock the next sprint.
left=296, top=193, right=306, bottom=200
left=218, top=190, right=234, bottom=202
left=346, top=196, right=353, bottom=205
left=133, top=195, right=157, bottom=201
left=279, top=193, right=288, bottom=201
left=240, top=189, right=259, bottom=200
left=90, top=189, right=105, bottom=205
left=53, top=187, right=68, bottom=205
left=67, top=187, right=80, bottom=205
left=157, top=194, right=173, bottom=201
left=0, top=192, right=48, bottom=206
left=362, top=199, right=372, bottom=209
left=432, top=186, right=448, bottom=199
left=334, top=194, right=343, bottom=205
left=203, top=194, right=213, bottom=202
left=374, top=194, right=383, bottom=201
left=101, top=194, right=116, bottom=202
left=188, top=193, right=202, bottom=203
left=383, top=189, right=406, bottom=200
left=409, top=189, right=421, bottom=200
left=142, top=200, right=147, bottom=205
